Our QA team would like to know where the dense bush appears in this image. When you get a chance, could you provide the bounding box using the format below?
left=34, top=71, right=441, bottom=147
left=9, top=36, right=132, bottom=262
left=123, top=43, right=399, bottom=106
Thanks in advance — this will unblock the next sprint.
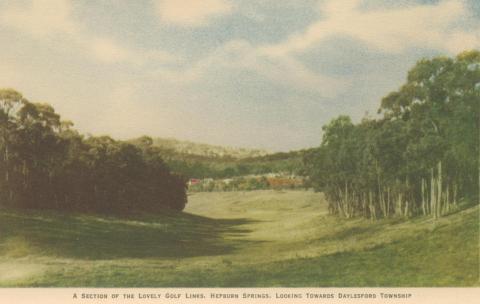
left=156, top=150, right=306, bottom=180
left=188, top=175, right=305, bottom=192
left=0, top=90, right=187, bottom=214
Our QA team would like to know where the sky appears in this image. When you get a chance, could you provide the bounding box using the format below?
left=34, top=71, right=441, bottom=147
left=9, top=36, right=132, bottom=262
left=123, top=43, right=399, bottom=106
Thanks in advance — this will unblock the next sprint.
left=0, top=0, right=479, bottom=152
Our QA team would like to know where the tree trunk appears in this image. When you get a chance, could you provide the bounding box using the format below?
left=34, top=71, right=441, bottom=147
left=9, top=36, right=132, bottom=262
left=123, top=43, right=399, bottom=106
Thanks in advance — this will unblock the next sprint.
left=404, top=199, right=409, bottom=217
left=445, top=183, right=450, bottom=213
left=396, top=193, right=402, bottom=217
left=421, top=178, right=426, bottom=215
left=437, top=161, right=442, bottom=218
left=386, top=187, right=390, bottom=216
left=344, top=182, right=349, bottom=218
left=453, top=183, right=458, bottom=206
left=22, top=160, right=28, bottom=189
left=369, top=190, right=376, bottom=221
left=431, top=168, right=437, bottom=219
left=5, top=143, right=9, bottom=182
left=337, top=200, right=344, bottom=217
left=362, top=192, right=367, bottom=218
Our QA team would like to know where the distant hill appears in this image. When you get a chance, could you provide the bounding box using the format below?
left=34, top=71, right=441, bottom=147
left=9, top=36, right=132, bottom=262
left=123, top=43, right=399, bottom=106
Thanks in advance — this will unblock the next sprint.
left=129, top=136, right=309, bottom=179
left=151, top=137, right=268, bottom=159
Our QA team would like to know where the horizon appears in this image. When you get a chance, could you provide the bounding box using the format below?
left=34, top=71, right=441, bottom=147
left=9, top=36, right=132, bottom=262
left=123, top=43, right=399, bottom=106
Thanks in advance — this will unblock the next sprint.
left=1, top=0, right=479, bottom=151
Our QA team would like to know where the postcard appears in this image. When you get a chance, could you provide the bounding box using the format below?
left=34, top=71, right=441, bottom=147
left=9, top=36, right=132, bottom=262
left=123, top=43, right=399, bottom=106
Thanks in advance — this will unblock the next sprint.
left=0, top=0, right=478, bottom=303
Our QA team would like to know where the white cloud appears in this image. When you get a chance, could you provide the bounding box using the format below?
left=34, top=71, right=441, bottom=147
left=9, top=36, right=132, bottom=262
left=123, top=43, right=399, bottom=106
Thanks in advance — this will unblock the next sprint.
left=154, top=0, right=232, bottom=27
left=89, top=38, right=175, bottom=66
left=0, top=0, right=77, bottom=37
left=261, top=0, right=479, bottom=55
left=0, top=0, right=176, bottom=66
left=150, top=39, right=346, bottom=98
left=90, top=38, right=132, bottom=64
left=445, top=31, right=480, bottom=54
left=240, top=43, right=345, bottom=98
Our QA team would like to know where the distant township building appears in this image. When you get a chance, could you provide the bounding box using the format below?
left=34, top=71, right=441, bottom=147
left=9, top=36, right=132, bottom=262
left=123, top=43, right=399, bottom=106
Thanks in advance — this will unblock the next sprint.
left=188, top=178, right=201, bottom=186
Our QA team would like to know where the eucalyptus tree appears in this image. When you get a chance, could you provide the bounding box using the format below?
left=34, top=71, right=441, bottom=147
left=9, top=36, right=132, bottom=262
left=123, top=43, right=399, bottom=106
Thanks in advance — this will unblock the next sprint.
left=380, top=50, right=479, bottom=218
left=0, top=89, right=188, bottom=215
left=0, top=89, right=25, bottom=205
left=305, top=50, right=479, bottom=219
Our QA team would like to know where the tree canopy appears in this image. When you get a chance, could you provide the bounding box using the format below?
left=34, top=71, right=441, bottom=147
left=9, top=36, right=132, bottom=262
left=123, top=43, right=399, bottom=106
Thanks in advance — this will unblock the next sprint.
left=0, top=90, right=187, bottom=214
left=305, top=50, right=479, bottom=219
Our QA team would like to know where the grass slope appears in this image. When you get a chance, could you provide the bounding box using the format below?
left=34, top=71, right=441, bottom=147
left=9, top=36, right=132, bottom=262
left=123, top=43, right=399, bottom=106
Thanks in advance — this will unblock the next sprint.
left=0, top=190, right=478, bottom=286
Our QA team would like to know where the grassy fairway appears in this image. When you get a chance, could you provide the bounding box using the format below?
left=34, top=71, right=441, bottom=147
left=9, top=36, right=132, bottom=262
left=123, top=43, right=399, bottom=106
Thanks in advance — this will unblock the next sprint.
left=0, top=190, right=478, bottom=286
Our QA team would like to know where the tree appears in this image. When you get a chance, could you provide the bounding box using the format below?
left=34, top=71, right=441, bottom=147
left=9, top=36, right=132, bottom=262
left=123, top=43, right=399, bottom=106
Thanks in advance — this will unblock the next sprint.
left=305, top=50, right=479, bottom=219
left=0, top=89, right=25, bottom=205
left=0, top=89, right=188, bottom=215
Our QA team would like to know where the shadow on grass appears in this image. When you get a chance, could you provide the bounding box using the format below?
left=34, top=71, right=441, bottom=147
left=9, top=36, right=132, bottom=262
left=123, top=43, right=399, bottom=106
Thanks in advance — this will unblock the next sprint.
left=0, top=209, right=262, bottom=260
left=314, top=224, right=385, bottom=243
left=174, top=208, right=478, bottom=287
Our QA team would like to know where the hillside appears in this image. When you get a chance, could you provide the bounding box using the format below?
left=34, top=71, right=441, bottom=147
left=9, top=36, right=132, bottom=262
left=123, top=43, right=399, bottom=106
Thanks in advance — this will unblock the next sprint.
left=163, top=150, right=307, bottom=179
left=130, top=137, right=308, bottom=179
left=0, top=191, right=477, bottom=287
left=151, top=137, right=268, bottom=159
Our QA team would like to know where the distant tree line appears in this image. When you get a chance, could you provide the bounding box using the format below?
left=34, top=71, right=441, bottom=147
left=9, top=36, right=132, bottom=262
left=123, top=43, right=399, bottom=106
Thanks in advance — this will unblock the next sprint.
left=129, top=138, right=307, bottom=180
left=188, top=175, right=305, bottom=192
left=0, top=90, right=187, bottom=214
left=135, top=137, right=311, bottom=185
left=153, top=150, right=307, bottom=180
left=305, top=51, right=479, bottom=219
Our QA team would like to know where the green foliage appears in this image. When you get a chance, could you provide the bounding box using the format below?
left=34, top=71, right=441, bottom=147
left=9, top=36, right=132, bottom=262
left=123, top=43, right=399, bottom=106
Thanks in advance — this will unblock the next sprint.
left=305, top=50, right=480, bottom=219
left=188, top=175, right=304, bottom=192
left=140, top=141, right=308, bottom=179
left=0, top=89, right=187, bottom=214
